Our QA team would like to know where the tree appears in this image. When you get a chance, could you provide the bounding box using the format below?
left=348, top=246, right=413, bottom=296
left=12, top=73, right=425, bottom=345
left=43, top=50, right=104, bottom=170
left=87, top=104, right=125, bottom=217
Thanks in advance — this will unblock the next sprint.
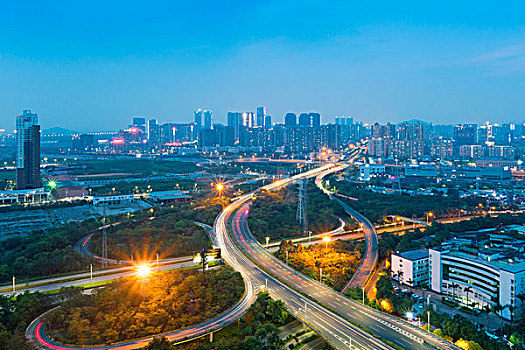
left=482, top=304, right=491, bottom=331
left=517, top=294, right=525, bottom=315
left=144, top=336, right=175, bottom=350
left=450, top=283, right=459, bottom=303
left=406, top=278, right=414, bottom=293
left=493, top=303, right=505, bottom=333
left=397, top=270, right=404, bottom=287
left=464, top=286, right=473, bottom=308
left=508, top=305, right=516, bottom=327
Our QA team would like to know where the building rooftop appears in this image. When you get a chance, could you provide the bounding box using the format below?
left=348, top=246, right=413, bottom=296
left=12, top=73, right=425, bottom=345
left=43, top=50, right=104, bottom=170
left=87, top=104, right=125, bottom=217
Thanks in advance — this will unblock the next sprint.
left=445, top=249, right=525, bottom=274
left=149, top=190, right=192, bottom=200
left=395, top=249, right=429, bottom=261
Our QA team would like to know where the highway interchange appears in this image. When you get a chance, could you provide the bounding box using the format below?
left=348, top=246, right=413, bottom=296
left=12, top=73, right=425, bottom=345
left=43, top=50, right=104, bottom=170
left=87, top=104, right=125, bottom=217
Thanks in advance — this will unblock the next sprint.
left=220, top=164, right=459, bottom=350
left=24, top=159, right=460, bottom=349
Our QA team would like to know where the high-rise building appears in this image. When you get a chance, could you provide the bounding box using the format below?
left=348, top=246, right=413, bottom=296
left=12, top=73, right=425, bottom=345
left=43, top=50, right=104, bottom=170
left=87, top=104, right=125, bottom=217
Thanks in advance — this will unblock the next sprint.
left=227, top=112, right=254, bottom=141
left=298, top=112, right=321, bottom=127
left=298, top=113, right=310, bottom=127
left=132, top=117, right=146, bottom=133
left=194, top=109, right=203, bottom=130
left=204, top=110, right=212, bottom=130
left=284, top=113, right=297, bottom=127
left=148, top=119, right=161, bottom=145
left=264, top=115, right=272, bottom=129
left=16, top=110, right=41, bottom=190
left=454, top=124, right=478, bottom=146
left=194, top=109, right=213, bottom=131
left=310, top=113, right=321, bottom=128
left=256, top=106, right=266, bottom=127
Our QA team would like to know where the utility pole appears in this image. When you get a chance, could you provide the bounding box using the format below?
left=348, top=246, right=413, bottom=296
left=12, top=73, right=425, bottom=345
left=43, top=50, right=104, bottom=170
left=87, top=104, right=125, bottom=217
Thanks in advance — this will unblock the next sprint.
left=362, top=287, right=365, bottom=305
left=319, top=267, right=322, bottom=283
left=102, top=205, right=108, bottom=267
left=286, top=250, right=289, bottom=265
left=296, top=179, right=308, bottom=235
left=12, top=276, right=15, bottom=294
left=427, top=311, right=430, bottom=332
left=90, top=264, right=93, bottom=280
left=200, top=247, right=207, bottom=286
left=303, top=300, right=307, bottom=332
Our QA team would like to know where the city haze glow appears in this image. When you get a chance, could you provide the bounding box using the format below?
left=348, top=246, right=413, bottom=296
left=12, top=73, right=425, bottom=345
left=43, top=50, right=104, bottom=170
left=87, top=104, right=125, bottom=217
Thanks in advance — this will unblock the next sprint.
left=1, top=1, right=525, bottom=130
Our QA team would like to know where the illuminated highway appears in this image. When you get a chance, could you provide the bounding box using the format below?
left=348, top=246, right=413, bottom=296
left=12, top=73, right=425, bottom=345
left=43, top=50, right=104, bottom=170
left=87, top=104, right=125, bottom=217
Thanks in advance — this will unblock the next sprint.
left=314, top=167, right=378, bottom=292
left=26, top=224, right=256, bottom=350
left=220, top=163, right=460, bottom=350
left=215, top=166, right=395, bottom=350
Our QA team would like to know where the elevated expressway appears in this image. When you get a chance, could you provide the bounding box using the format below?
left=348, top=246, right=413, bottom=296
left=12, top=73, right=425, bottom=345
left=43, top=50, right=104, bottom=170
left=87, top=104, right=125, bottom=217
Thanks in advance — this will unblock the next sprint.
left=219, top=163, right=459, bottom=350
left=313, top=165, right=378, bottom=292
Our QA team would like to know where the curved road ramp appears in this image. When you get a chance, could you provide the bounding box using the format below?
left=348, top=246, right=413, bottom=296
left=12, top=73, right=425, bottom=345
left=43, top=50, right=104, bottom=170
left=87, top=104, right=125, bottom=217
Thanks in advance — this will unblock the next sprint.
left=25, top=224, right=257, bottom=350
left=221, top=164, right=460, bottom=350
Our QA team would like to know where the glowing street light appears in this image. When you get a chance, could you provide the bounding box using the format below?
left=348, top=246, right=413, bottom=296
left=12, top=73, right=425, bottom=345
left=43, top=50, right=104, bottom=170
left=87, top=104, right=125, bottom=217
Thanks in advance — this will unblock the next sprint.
left=215, top=183, right=224, bottom=198
left=426, top=212, right=434, bottom=224
left=137, top=264, right=151, bottom=279
left=266, top=236, right=270, bottom=250
left=136, top=264, right=152, bottom=303
left=323, top=236, right=331, bottom=252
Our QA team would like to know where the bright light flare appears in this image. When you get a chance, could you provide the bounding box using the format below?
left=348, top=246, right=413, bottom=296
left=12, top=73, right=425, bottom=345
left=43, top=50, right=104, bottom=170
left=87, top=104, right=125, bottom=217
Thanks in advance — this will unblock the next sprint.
left=48, top=181, right=57, bottom=189
left=323, top=236, right=331, bottom=243
left=136, top=264, right=151, bottom=279
left=216, top=183, right=224, bottom=191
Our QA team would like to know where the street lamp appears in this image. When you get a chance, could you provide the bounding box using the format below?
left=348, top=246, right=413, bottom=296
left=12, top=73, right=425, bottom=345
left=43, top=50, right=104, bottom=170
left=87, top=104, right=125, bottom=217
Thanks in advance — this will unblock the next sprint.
left=136, top=264, right=152, bottom=303
left=426, top=212, right=433, bottom=224
left=323, top=236, right=331, bottom=252
left=266, top=236, right=270, bottom=250
left=215, top=183, right=224, bottom=198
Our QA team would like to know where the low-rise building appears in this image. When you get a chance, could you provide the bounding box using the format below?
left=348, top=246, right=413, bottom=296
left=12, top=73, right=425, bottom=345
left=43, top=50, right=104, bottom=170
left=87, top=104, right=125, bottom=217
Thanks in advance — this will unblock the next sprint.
left=391, top=249, right=429, bottom=287
left=359, top=164, right=385, bottom=181
left=149, top=190, right=192, bottom=204
left=92, top=194, right=135, bottom=206
left=0, top=188, right=50, bottom=204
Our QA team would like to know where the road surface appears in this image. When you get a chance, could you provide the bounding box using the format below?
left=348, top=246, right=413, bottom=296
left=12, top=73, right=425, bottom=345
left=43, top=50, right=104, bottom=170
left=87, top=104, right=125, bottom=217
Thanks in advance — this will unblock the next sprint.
left=224, top=164, right=459, bottom=350
left=216, top=176, right=395, bottom=349
left=26, top=223, right=257, bottom=350
left=314, top=167, right=379, bottom=292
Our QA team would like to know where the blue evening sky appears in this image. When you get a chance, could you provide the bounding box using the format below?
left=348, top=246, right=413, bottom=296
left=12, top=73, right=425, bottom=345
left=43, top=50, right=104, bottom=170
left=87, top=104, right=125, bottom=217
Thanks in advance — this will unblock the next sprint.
left=1, top=0, right=525, bottom=131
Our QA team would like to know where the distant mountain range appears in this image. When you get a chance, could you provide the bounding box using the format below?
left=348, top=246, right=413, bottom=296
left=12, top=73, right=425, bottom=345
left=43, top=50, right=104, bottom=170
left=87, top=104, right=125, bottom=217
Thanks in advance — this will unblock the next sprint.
left=42, top=127, right=78, bottom=135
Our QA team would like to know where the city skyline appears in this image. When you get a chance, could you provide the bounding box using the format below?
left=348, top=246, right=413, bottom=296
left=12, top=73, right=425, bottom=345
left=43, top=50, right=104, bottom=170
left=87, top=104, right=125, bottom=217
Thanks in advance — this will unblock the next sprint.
left=2, top=1, right=525, bottom=130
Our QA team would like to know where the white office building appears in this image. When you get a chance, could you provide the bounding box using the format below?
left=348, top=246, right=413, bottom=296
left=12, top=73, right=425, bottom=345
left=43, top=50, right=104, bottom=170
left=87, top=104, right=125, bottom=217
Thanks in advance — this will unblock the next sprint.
left=430, top=247, right=525, bottom=320
left=359, top=164, right=385, bottom=181
left=391, top=249, right=429, bottom=287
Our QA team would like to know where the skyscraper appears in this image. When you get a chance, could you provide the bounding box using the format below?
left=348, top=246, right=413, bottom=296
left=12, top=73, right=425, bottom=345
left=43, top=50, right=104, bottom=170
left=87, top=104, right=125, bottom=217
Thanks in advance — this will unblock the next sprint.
left=16, top=110, right=41, bottom=190
left=195, top=109, right=212, bottom=131
left=132, top=117, right=146, bottom=132
left=204, top=110, right=213, bottom=130
left=264, top=115, right=272, bottom=129
left=256, top=106, right=266, bottom=127
left=148, top=118, right=160, bottom=145
left=227, top=111, right=254, bottom=141
left=194, top=109, right=203, bottom=129
left=284, top=113, right=297, bottom=127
